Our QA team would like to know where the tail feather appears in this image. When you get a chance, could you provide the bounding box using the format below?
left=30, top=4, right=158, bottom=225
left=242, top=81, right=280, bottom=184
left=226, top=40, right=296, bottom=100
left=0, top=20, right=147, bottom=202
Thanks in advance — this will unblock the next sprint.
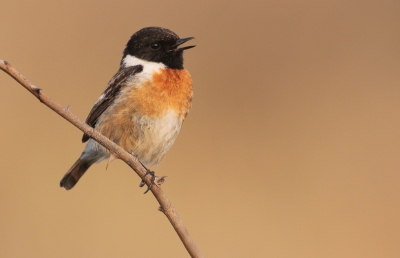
left=60, top=159, right=93, bottom=190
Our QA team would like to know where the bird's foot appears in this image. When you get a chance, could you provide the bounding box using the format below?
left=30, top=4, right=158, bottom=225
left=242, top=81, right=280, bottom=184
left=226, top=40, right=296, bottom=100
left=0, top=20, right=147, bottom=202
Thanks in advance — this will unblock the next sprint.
left=139, top=169, right=156, bottom=194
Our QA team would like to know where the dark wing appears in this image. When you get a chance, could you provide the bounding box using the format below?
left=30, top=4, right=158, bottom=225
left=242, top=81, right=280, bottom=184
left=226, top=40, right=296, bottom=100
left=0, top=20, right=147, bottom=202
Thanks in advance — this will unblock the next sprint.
left=82, top=65, right=143, bottom=142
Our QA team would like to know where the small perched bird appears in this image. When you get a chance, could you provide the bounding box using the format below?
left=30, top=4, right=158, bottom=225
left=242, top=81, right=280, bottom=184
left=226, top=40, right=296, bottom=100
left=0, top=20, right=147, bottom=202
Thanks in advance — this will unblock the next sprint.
left=60, top=27, right=195, bottom=191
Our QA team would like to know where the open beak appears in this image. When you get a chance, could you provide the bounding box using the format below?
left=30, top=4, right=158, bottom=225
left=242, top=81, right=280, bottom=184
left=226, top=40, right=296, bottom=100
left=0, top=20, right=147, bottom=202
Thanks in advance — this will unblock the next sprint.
left=171, top=37, right=196, bottom=51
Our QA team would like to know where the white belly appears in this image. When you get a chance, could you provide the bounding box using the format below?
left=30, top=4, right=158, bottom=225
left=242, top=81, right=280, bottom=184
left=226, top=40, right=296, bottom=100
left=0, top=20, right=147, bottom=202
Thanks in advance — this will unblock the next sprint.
left=132, top=109, right=182, bottom=165
left=81, top=109, right=182, bottom=166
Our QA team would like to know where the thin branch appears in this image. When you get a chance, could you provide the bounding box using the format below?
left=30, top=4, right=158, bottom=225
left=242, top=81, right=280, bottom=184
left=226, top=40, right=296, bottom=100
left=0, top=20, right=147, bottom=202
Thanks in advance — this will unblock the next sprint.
left=0, top=60, right=203, bottom=258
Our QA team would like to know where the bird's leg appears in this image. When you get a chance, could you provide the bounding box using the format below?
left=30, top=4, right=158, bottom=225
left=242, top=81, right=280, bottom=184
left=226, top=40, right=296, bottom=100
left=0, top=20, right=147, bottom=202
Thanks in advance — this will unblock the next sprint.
left=137, top=160, right=156, bottom=194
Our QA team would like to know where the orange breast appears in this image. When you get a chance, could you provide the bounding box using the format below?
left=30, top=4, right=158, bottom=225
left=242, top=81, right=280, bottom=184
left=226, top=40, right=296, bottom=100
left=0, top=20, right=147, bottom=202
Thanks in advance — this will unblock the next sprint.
left=128, top=68, right=193, bottom=118
left=95, top=68, right=193, bottom=156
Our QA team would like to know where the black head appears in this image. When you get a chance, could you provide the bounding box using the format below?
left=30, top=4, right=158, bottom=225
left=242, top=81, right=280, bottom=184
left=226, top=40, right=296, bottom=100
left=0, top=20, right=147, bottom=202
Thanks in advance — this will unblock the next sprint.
left=122, top=27, right=195, bottom=69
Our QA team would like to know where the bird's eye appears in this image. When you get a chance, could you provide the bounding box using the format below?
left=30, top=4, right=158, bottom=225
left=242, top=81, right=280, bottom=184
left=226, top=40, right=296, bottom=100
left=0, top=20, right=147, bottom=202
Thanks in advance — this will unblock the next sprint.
left=150, top=43, right=161, bottom=50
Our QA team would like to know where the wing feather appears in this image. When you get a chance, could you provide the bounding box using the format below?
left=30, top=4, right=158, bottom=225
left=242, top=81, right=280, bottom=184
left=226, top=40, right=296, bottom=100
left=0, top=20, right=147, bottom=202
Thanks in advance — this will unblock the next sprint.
left=82, top=65, right=143, bottom=142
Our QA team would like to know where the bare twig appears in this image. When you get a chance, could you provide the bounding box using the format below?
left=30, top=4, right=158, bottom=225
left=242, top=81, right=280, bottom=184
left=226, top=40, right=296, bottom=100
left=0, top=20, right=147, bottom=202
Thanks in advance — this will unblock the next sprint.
left=0, top=60, right=203, bottom=258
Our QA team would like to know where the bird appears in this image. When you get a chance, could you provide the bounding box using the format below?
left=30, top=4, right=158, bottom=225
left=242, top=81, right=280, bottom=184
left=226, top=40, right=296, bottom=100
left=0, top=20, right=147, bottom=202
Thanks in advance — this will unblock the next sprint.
left=60, top=27, right=195, bottom=191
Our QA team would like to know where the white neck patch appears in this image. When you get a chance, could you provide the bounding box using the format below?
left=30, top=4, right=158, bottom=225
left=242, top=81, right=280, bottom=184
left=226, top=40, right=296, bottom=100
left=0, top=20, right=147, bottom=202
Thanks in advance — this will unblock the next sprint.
left=122, top=55, right=166, bottom=76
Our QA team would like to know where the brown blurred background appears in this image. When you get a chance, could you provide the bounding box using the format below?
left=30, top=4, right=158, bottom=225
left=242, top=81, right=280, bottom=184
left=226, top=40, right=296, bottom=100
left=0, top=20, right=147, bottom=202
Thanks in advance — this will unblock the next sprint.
left=1, top=0, right=399, bottom=257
